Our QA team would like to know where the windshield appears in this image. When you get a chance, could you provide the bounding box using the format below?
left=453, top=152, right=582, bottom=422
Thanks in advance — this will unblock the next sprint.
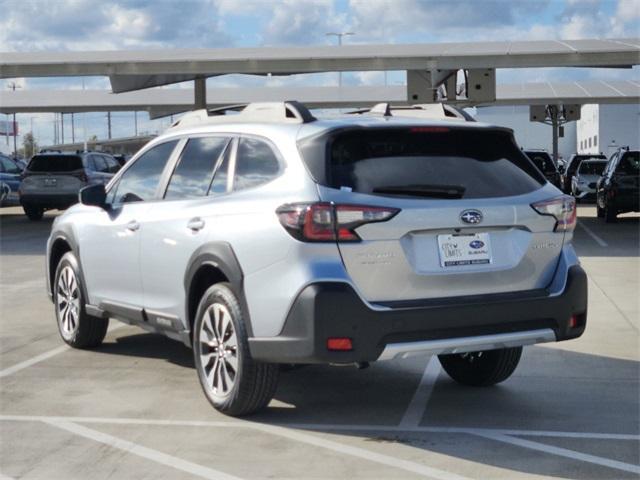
left=578, top=161, right=607, bottom=175
left=27, top=155, right=83, bottom=172
left=299, top=127, right=545, bottom=199
left=524, top=152, right=557, bottom=174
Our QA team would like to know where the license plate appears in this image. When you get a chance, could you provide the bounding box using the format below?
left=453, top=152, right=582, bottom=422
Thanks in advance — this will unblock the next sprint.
left=43, top=178, right=57, bottom=187
left=437, top=233, right=492, bottom=267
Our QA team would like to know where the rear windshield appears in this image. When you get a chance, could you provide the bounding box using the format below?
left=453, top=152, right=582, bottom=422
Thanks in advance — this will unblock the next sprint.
left=578, top=161, right=607, bottom=175
left=299, top=127, right=545, bottom=199
left=568, top=155, right=606, bottom=175
left=524, top=152, right=557, bottom=174
left=27, top=155, right=83, bottom=172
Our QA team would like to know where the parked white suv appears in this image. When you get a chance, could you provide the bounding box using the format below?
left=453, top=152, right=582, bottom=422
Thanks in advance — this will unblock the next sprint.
left=46, top=102, right=587, bottom=416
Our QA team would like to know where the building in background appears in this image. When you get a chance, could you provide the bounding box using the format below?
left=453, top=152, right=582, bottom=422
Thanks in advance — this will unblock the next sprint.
left=474, top=105, right=577, bottom=162
left=577, top=104, right=640, bottom=157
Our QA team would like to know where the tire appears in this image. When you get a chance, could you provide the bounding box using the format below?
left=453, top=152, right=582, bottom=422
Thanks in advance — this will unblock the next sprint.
left=53, top=252, right=109, bottom=348
left=438, top=346, right=522, bottom=387
left=604, top=202, right=617, bottom=223
left=193, top=283, right=279, bottom=416
left=596, top=201, right=604, bottom=218
left=23, top=204, right=44, bottom=221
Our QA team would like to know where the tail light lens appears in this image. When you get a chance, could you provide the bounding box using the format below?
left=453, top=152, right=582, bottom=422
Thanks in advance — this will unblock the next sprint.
left=531, top=195, right=576, bottom=232
left=276, top=202, right=400, bottom=242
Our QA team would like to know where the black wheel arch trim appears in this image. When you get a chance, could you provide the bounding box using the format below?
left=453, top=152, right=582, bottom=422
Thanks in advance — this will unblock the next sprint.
left=47, top=227, right=89, bottom=305
left=184, top=242, right=254, bottom=340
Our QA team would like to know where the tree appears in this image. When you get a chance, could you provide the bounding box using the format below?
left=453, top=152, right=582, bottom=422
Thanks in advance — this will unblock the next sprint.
left=20, top=132, right=38, bottom=158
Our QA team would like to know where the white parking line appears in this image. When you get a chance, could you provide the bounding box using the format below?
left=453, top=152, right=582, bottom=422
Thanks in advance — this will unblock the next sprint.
left=0, top=323, right=124, bottom=378
left=0, top=472, right=16, bottom=480
left=578, top=221, right=608, bottom=247
left=249, top=422, right=473, bottom=480
left=2, top=414, right=638, bottom=441
left=474, top=431, right=640, bottom=475
left=400, top=356, right=441, bottom=428
left=43, top=419, right=242, bottom=480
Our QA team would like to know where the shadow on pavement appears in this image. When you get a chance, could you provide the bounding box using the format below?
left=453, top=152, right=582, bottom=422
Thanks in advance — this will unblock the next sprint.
left=0, top=208, right=56, bottom=256
left=90, top=330, right=640, bottom=479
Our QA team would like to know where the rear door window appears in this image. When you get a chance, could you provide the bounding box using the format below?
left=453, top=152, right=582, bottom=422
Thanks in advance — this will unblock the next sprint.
left=90, top=155, right=108, bottom=173
left=578, top=161, right=607, bottom=175
left=233, top=137, right=281, bottom=191
left=299, top=127, right=544, bottom=199
left=111, top=141, right=178, bottom=204
left=27, top=155, right=83, bottom=172
left=0, top=157, right=20, bottom=174
left=165, top=136, right=229, bottom=200
left=618, top=152, right=640, bottom=175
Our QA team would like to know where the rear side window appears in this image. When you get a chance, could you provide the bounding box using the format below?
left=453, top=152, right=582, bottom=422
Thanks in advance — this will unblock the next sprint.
left=27, top=155, right=83, bottom=172
left=0, top=157, right=20, bottom=174
left=165, top=137, right=229, bottom=200
left=618, top=152, right=640, bottom=174
left=233, top=138, right=280, bottom=191
left=299, top=127, right=545, bottom=199
left=112, top=141, right=178, bottom=203
left=90, top=155, right=108, bottom=173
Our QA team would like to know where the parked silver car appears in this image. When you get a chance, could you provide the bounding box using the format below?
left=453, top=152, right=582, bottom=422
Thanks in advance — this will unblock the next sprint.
left=20, top=151, right=120, bottom=220
left=571, top=159, right=608, bottom=200
left=46, top=102, right=587, bottom=416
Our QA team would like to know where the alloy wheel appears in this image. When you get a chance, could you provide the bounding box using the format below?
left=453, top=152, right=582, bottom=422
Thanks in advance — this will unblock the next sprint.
left=56, top=266, right=80, bottom=336
left=198, top=303, right=239, bottom=399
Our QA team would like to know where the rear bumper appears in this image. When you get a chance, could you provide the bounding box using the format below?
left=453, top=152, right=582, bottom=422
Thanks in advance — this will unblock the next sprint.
left=20, top=193, right=78, bottom=209
left=248, top=265, right=588, bottom=364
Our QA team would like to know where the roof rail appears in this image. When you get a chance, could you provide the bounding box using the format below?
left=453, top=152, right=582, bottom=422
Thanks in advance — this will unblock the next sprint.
left=346, top=103, right=475, bottom=122
left=168, top=101, right=316, bottom=130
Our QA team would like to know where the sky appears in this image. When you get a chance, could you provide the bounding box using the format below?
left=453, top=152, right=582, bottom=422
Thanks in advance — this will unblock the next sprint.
left=0, top=0, right=638, bottom=151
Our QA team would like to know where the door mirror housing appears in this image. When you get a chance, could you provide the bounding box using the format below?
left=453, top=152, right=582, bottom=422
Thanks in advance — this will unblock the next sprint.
left=79, top=184, right=107, bottom=209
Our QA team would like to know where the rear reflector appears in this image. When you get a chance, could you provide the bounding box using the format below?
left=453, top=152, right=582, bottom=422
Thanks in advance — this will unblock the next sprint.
left=569, top=315, right=578, bottom=328
left=531, top=195, right=576, bottom=232
left=277, top=202, right=400, bottom=242
left=327, top=338, right=353, bottom=351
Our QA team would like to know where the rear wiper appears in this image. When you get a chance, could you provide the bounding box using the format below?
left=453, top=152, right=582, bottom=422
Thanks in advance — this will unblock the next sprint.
left=373, top=184, right=465, bottom=199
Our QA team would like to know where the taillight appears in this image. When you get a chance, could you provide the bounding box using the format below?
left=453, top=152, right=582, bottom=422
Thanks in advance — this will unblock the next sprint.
left=276, top=202, right=400, bottom=242
left=531, top=195, right=576, bottom=232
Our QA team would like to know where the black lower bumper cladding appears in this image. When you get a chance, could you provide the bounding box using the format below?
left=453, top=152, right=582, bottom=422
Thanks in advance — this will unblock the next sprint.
left=248, top=265, right=588, bottom=364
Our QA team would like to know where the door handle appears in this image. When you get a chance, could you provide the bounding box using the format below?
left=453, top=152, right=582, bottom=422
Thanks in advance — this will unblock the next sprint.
left=126, top=220, right=140, bottom=232
left=187, top=217, right=205, bottom=232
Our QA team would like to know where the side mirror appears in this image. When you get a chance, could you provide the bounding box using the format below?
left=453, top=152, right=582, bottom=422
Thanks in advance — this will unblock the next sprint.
left=79, top=184, right=107, bottom=209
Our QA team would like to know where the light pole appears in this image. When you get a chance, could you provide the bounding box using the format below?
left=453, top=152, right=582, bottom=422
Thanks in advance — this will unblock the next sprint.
left=6, top=81, right=21, bottom=157
left=325, top=32, right=354, bottom=87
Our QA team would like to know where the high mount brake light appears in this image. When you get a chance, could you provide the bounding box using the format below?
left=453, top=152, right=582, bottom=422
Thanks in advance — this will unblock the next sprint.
left=410, top=127, right=450, bottom=133
left=276, top=202, right=400, bottom=242
left=531, top=196, right=576, bottom=232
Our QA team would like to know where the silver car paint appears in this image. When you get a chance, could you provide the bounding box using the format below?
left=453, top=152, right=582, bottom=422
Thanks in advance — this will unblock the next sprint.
left=48, top=115, right=580, bottom=341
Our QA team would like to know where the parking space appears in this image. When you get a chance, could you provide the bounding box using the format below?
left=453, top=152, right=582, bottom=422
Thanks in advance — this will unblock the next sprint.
left=1, top=205, right=638, bottom=479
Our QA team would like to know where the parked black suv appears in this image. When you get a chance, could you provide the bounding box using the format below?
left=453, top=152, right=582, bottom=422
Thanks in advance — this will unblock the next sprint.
left=523, top=150, right=562, bottom=189
left=596, top=149, right=639, bottom=222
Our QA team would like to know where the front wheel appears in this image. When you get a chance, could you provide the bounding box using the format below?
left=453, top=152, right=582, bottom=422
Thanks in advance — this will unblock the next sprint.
left=438, top=347, right=522, bottom=387
left=193, top=283, right=279, bottom=416
left=54, top=252, right=109, bottom=348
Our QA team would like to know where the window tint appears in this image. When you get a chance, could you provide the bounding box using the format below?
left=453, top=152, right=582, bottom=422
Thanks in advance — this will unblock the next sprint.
left=112, top=141, right=178, bottom=203
left=165, top=137, right=229, bottom=200
left=0, top=157, right=20, bottom=174
left=91, top=155, right=108, bottom=173
left=618, top=152, right=640, bottom=174
left=233, top=138, right=280, bottom=191
left=209, top=146, right=232, bottom=195
left=299, top=127, right=544, bottom=199
left=104, top=155, right=120, bottom=173
left=27, top=155, right=83, bottom=172
left=578, top=161, right=607, bottom=175
left=524, top=152, right=556, bottom=174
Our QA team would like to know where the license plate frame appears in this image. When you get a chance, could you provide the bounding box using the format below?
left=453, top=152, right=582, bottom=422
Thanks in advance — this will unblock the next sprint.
left=437, top=233, right=492, bottom=268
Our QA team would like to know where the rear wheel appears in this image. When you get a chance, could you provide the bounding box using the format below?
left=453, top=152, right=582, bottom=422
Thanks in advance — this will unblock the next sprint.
left=438, top=347, right=522, bottom=386
left=604, top=202, right=617, bottom=223
left=23, top=204, right=44, bottom=221
left=596, top=201, right=604, bottom=218
left=193, top=283, right=279, bottom=416
left=54, top=252, right=109, bottom=348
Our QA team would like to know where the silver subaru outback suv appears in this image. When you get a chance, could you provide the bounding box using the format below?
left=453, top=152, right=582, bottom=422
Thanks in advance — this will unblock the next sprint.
left=46, top=102, right=587, bottom=416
